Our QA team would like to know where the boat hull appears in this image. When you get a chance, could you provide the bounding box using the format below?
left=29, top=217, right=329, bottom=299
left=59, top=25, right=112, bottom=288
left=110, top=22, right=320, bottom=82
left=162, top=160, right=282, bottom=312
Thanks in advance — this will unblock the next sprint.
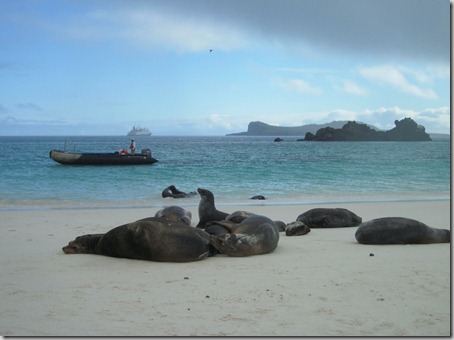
left=49, top=149, right=158, bottom=165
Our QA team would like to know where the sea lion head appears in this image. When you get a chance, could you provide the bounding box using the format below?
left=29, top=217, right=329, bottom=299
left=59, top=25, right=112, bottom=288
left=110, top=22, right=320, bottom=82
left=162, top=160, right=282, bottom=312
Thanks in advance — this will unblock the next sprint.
left=197, top=188, right=213, bottom=201
left=62, top=234, right=102, bottom=254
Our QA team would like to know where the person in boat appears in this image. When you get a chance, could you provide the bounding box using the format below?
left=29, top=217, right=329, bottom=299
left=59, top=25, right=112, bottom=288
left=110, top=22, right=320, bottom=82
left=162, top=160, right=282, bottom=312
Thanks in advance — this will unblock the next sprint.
left=162, top=185, right=197, bottom=199
left=130, top=139, right=136, bottom=155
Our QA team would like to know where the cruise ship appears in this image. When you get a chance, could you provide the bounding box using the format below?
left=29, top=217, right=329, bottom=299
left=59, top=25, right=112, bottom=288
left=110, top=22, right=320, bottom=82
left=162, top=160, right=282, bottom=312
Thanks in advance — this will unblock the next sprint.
left=127, top=126, right=152, bottom=137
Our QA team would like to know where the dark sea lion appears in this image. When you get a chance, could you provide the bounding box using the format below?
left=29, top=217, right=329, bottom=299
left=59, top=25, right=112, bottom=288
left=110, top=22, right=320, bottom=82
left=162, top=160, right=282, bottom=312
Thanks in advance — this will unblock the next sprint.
left=162, top=186, right=185, bottom=198
left=209, top=215, right=280, bottom=257
left=250, top=195, right=266, bottom=200
left=62, top=218, right=214, bottom=262
left=285, top=221, right=311, bottom=236
left=204, top=223, right=230, bottom=236
left=154, top=205, right=192, bottom=225
left=226, top=211, right=256, bottom=223
left=226, top=211, right=286, bottom=231
left=196, top=188, right=229, bottom=228
left=274, top=220, right=287, bottom=232
left=355, top=217, right=450, bottom=245
left=162, top=185, right=197, bottom=199
left=297, top=208, right=362, bottom=228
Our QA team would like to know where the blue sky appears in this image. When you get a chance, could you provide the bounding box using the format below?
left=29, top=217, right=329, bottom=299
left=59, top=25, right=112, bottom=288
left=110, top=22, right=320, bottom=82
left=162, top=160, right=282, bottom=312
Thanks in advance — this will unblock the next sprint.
left=0, top=0, right=450, bottom=135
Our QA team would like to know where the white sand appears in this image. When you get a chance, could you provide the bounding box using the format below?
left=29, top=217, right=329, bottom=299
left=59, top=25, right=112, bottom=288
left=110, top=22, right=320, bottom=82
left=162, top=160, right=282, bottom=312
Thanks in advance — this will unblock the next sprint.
left=0, top=200, right=450, bottom=336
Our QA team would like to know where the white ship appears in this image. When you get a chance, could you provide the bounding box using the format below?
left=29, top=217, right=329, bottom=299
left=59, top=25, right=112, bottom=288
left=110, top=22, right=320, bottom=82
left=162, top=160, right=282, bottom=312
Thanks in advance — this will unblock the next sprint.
left=127, top=126, right=152, bottom=137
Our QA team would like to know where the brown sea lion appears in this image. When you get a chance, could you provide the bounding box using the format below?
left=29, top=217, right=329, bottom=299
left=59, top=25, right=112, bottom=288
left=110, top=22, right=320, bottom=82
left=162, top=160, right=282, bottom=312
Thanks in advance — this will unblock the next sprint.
left=226, top=211, right=256, bottom=223
left=355, top=217, right=450, bottom=245
left=226, top=211, right=286, bottom=231
left=196, top=188, right=229, bottom=228
left=209, top=215, right=280, bottom=257
left=154, top=205, right=192, bottom=225
left=297, top=208, right=362, bottom=228
left=62, top=218, right=214, bottom=262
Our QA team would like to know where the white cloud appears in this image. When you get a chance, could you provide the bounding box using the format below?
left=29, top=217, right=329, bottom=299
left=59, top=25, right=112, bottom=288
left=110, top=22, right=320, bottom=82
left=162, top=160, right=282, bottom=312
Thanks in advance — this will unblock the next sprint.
left=280, top=79, right=321, bottom=95
left=359, top=106, right=449, bottom=132
left=207, top=114, right=234, bottom=130
left=414, top=107, right=450, bottom=128
left=359, top=65, right=438, bottom=99
left=276, top=67, right=338, bottom=74
left=342, top=80, right=367, bottom=96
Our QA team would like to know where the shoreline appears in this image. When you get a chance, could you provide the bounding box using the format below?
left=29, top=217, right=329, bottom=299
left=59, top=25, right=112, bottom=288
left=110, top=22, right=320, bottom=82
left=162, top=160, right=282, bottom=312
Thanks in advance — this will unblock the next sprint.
left=1, top=199, right=450, bottom=336
left=0, top=193, right=449, bottom=212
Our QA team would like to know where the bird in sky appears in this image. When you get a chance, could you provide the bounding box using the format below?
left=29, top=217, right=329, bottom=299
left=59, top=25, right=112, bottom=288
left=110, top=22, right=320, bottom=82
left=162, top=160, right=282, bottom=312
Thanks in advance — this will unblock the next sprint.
left=209, top=49, right=213, bottom=52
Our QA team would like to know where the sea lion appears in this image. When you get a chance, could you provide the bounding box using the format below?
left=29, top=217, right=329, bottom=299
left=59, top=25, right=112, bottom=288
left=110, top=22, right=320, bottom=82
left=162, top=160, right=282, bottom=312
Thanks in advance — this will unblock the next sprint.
left=196, top=188, right=229, bottom=228
left=162, top=185, right=197, bottom=199
left=274, top=220, right=287, bottom=232
left=250, top=195, right=266, bottom=200
left=204, top=212, right=287, bottom=236
left=154, top=205, right=192, bottom=225
left=285, top=221, right=311, bottom=236
left=355, top=217, right=450, bottom=245
left=226, top=211, right=286, bottom=231
left=62, top=218, right=214, bottom=262
left=226, top=211, right=256, bottom=223
left=209, top=215, right=280, bottom=257
left=202, top=211, right=256, bottom=236
left=297, top=208, right=362, bottom=228
left=204, top=223, right=230, bottom=236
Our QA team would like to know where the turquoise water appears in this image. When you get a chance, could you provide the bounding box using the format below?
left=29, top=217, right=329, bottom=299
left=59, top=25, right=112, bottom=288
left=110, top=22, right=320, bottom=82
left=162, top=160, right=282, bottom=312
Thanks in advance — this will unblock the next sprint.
left=0, top=136, right=450, bottom=209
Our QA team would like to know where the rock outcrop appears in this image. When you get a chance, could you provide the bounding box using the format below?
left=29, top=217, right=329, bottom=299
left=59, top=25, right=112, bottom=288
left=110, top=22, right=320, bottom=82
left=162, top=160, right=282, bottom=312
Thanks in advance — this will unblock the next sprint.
left=227, top=120, right=377, bottom=136
left=304, top=118, right=431, bottom=141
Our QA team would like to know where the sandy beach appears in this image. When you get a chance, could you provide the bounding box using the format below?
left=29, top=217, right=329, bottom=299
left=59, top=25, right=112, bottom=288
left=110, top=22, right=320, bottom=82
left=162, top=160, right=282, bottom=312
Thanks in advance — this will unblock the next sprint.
left=0, top=200, right=450, bottom=336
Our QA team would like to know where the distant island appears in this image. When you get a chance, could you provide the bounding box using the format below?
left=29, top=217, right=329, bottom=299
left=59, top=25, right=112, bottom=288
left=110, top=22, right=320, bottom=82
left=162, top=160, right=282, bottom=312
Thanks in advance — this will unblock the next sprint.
left=227, top=118, right=444, bottom=141
left=227, top=120, right=378, bottom=136
left=304, top=117, right=431, bottom=141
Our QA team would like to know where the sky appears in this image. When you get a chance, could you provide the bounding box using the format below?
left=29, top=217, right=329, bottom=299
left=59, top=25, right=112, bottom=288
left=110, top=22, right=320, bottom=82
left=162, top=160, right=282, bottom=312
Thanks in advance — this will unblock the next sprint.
left=0, top=0, right=451, bottom=136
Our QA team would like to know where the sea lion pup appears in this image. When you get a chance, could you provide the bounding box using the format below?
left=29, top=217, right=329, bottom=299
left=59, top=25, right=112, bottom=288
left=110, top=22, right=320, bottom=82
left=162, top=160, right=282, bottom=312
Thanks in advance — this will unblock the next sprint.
left=154, top=205, right=192, bottom=225
left=209, top=215, right=280, bottom=257
left=355, top=217, right=450, bottom=245
left=196, top=188, right=229, bottom=228
left=297, top=208, right=362, bottom=228
left=62, top=218, right=214, bottom=262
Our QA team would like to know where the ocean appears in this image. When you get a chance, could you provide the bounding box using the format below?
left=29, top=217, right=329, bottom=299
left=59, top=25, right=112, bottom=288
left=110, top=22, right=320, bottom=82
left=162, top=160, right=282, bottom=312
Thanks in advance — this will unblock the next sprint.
left=0, top=135, right=450, bottom=210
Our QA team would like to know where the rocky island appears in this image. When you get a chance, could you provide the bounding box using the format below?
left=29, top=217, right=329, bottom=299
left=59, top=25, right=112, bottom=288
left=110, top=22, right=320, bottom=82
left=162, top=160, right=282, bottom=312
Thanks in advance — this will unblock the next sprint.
left=226, top=120, right=377, bottom=136
left=304, top=117, right=431, bottom=141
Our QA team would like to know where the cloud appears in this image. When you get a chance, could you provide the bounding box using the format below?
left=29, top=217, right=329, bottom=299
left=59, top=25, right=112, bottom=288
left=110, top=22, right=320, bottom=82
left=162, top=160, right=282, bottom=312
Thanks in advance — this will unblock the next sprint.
left=65, top=8, right=248, bottom=52
left=415, top=107, right=450, bottom=128
left=0, top=104, right=8, bottom=114
left=359, top=106, right=450, bottom=132
left=279, top=79, right=321, bottom=95
left=342, top=80, right=367, bottom=96
left=15, top=103, right=43, bottom=111
left=359, top=65, right=438, bottom=99
left=25, top=0, right=446, bottom=62
left=276, top=67, right=339, bottom=75
left=135, top=0, right=449, bottom=62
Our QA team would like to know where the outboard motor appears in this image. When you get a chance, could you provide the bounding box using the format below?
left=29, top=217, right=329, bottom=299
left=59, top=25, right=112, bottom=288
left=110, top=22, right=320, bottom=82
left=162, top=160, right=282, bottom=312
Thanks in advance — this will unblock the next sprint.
left=141, top=148, right=152, bottom=158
